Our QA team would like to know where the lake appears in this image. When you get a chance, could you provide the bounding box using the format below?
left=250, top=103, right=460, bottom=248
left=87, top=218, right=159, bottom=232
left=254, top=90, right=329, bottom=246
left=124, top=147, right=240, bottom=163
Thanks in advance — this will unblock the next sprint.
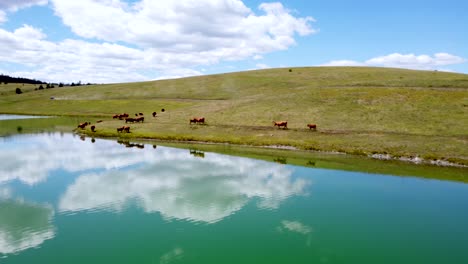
left=0, top=125, right=467, bottom=263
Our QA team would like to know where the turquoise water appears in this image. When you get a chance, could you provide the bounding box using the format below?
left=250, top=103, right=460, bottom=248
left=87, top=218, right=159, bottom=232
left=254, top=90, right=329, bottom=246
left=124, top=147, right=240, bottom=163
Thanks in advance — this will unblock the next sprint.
left=0, top=133, right=467, bottom=263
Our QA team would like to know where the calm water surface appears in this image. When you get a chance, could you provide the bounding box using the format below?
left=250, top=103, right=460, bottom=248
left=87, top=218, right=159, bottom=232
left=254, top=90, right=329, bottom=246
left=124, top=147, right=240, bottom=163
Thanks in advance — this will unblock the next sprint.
left=0, top=133, right=467, bottom=263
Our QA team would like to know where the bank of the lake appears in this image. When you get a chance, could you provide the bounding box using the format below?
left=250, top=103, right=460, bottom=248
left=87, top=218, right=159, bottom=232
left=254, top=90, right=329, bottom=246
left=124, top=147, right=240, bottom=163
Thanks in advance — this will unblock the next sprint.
left=1, top=132, right=468, bottom=264
left=1, top=67, right=467, bottom=165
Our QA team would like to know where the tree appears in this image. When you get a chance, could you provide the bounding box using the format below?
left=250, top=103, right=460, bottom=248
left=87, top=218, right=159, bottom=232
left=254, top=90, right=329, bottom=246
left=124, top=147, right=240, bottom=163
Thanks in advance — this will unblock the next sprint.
left=15, top=87, right=22, bottom=94
left=58, top=83, right=64, bottom=87
left=38, top=85, right=44, bottom=90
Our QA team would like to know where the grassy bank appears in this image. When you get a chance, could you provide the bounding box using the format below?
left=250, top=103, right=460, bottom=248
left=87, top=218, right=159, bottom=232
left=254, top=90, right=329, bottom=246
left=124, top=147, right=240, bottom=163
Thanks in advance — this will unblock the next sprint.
left=1, top=67, right=467, bottom=165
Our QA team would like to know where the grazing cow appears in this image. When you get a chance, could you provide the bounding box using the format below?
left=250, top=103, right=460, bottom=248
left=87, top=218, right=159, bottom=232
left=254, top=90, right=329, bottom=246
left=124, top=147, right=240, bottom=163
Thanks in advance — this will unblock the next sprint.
left=152, top=112, right=157, bottom=117
left=125, top=117, right=136, bottom=123
left=123, top=126, right=130, bottom=133
left=118, top=113, right=129, bottom=120
left=117, top=126, right=124, bottom=133
left=90, top=125, right=96, bottom=132
left=273, top=121, right=287, bottom=129
left=135, top=116, right=144, bottom=123
left=112, top=114, right=119, bottom=119
left=77, top=122, right=89, bottom=129
left=135, top=113, right=138, bottom=117
left=190, top=117, right=205, bottom=124
left=161, top=108, right=165, bottom=112
left=139, top=112, right=144, bottom=116
left=307, top=124, right=317, bottom=130
left=96, top=120, right=103, bottom=123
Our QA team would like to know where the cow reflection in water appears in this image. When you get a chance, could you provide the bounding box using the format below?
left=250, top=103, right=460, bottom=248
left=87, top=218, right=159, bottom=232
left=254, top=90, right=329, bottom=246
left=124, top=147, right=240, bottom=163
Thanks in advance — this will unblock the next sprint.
left=117, top=140, right=144, bottom=149
left=273, top=157, right=287, bottom=164
left=190, top=149, right=205, bottom=158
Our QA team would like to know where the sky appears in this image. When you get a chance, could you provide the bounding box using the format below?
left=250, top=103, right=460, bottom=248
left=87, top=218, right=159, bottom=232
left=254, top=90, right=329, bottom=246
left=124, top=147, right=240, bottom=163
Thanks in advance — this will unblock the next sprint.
left=0, top=0, right=467, bottom=83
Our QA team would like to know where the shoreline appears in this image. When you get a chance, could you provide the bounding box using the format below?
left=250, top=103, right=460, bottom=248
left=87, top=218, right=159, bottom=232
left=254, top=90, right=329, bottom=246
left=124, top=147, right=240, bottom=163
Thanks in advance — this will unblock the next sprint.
left=77, top=130, right=468, bottom=168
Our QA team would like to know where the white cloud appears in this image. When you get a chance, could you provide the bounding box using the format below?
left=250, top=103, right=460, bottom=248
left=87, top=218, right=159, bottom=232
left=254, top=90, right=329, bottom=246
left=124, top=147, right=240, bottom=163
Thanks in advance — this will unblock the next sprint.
left=0, top=0, right=48, bottom=11
left=322, top=53, right=466, bottom=71
left=0, top=1, right=316, bottom=83
left=321, top=60, right=366, bottom=67
left=255, top=63, right=271, bottom=69
left=0, top=10, right=6, bottom=23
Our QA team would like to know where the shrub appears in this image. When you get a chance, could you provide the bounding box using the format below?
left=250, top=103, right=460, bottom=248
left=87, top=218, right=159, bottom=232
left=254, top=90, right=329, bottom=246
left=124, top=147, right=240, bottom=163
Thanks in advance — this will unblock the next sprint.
left=15, top=87, right=22, bottom=94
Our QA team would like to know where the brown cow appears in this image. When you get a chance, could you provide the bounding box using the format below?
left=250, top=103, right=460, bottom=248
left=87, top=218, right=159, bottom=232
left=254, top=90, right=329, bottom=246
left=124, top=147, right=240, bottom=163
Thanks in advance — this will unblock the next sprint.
left=112, top=114, right=119, bottom=119
left=273, top=121, right=287, bottom=129
left=135, top=116, right=144, bottom=123
left=118, top=113, right=129, bottom=120
left=307, top=124, right=317, bottom=130
left=125, top=117, right=136, bottom=123
left=117, top=126, right=124, bottom=133
left=152, top=112, right=157, bottom=117
left=77, top=122, right=89, bottom=129
left=190, top=117, right=205, bottom=124
left=139, top=112, right=144, bottom=116
left=96, top=120, right=103, bottom=123
left=123, top=126, right=130, bottom=133
left=90, top=125, right=96, bottom=132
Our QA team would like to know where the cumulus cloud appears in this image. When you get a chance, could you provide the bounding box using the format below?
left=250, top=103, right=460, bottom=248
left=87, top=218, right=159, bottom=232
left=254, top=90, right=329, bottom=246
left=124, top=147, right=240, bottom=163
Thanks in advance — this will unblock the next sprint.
left=0, top=0, right=48, bottom=23
left=255, top=63, right=271, bottom=69
left=365, top=53, right=466, bottom=68
left=321, top=60, right=366, bottom=67
left=0, top=0, right=48, bottom=11
left=0, top=0, right=316, bottom=83
left=322, top=53, right=466, bottom=71
left=0, top=11, right=6, bottom=24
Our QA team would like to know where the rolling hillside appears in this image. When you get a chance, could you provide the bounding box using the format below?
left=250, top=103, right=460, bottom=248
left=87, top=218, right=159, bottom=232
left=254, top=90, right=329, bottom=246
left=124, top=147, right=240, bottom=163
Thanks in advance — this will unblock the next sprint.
left=1, top=67, right=467, bottom=164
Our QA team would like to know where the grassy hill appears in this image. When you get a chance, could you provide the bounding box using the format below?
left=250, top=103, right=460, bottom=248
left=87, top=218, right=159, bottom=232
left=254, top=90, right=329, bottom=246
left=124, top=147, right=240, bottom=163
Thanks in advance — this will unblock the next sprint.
left=1, top=67, right=467, bottom=165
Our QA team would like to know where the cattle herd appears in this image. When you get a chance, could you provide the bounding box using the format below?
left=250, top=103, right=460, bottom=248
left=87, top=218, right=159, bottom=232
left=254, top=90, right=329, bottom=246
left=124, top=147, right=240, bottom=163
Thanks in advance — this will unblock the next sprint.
left=77, top=109, right=318, bottom=136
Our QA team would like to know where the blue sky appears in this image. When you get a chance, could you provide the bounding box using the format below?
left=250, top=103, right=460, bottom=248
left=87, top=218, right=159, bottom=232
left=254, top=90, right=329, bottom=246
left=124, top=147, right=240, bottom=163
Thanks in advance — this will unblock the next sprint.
left=0, top=0, right=466, bottom=83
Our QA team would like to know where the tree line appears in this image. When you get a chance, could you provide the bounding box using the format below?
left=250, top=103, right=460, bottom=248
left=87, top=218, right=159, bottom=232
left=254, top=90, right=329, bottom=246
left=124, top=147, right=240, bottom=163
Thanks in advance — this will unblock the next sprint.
left=0, top=74, right=45, bottom=85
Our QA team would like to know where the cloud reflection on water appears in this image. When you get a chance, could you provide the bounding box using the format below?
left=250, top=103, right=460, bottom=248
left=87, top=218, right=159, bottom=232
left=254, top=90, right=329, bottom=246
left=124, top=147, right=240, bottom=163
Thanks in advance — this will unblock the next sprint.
left=0, top=133, right=310, bottom=224
left=0, top=200, right=55, bottom=255
left=59, top=146, right=310, bottom=223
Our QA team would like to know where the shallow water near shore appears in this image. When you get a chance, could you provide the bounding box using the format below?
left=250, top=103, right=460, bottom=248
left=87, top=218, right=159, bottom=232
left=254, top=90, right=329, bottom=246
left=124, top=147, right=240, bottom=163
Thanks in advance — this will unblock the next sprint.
left=0, top=131, right=467, bottom=263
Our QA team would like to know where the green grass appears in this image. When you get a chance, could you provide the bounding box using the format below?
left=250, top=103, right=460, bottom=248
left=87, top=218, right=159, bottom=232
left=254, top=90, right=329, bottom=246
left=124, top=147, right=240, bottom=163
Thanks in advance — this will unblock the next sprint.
left=1, top=67, right=467, bottom=165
